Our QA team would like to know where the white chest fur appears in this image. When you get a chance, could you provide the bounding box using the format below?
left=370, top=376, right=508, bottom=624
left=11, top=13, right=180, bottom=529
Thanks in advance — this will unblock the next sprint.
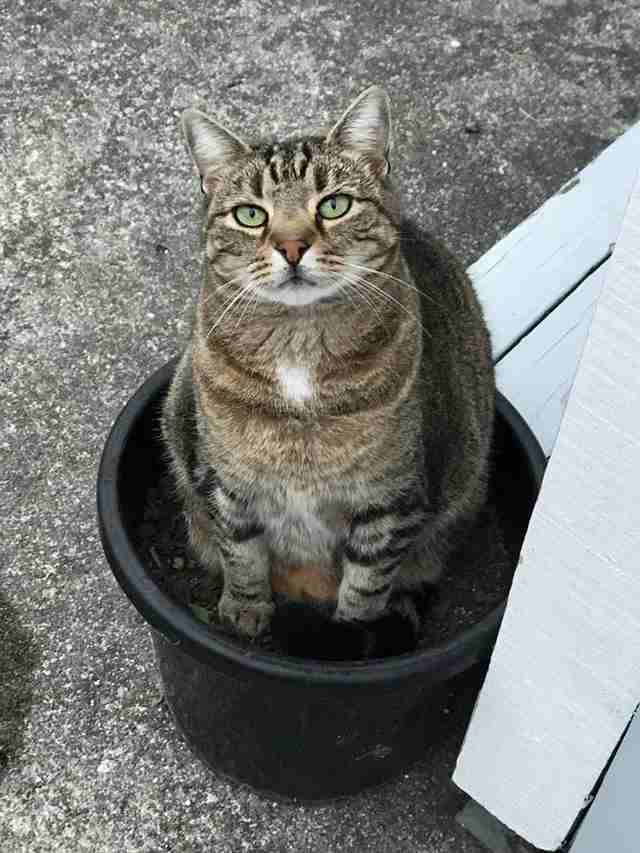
left=276, top=364, right=314, bottom=403
left=259, top=487, right=341, bottom=568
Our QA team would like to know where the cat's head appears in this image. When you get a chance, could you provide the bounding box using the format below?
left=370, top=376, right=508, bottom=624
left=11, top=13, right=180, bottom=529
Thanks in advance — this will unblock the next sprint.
left=182, top=87, right=400, bottom=308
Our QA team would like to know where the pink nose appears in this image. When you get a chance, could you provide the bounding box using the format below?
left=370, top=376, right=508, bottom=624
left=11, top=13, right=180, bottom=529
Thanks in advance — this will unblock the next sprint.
left=276, top=239, right=309, bottom=265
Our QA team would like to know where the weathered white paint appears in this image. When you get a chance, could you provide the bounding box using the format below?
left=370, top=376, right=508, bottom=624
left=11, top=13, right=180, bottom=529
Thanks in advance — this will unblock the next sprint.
left=495, top=263, right=606, bottom=455
left=470, top=121, right=640, bottom=360
left=454, top=158, right=640, bottom=850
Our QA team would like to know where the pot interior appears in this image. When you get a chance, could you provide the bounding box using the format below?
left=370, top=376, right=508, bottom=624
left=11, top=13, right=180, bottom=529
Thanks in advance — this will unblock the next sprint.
left=99, top=359, right=545, bottom=684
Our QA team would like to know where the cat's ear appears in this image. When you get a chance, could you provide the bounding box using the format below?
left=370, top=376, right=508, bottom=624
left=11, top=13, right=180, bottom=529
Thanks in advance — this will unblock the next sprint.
left=181, top=108, right=251, bottom=194
left=326, top=86, right=393, bottom=174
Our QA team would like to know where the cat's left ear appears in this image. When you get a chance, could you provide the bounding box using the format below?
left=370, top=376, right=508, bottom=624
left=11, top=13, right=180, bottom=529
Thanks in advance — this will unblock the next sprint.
left=326, top=86, right=393, bottom=175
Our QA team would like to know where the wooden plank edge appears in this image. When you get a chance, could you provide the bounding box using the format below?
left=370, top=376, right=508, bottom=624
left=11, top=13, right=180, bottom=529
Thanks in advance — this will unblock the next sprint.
left=469, top=121, right=640, bottom=359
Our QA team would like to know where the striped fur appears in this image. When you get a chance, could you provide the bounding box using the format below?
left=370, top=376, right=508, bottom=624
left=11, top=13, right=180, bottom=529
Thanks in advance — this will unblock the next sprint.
left=162, top=87, right=495, bottom=648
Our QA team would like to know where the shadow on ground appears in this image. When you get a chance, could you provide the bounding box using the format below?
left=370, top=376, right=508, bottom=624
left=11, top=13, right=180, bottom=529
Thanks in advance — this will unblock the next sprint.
left=0, top=590, right=39, bottom=778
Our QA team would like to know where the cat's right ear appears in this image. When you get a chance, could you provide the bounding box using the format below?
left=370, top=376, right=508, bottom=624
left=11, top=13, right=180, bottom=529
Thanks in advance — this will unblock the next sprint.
left=181, top=109, right=250, bottom=194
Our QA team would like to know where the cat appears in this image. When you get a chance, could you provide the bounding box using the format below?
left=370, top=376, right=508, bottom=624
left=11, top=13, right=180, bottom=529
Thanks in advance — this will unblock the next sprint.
left=161, top=86, right=495, bottom=659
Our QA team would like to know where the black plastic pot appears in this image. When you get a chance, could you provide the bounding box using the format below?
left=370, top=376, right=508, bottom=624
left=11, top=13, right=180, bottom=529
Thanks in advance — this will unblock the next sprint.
left=97, top=358, right=545, bottom=801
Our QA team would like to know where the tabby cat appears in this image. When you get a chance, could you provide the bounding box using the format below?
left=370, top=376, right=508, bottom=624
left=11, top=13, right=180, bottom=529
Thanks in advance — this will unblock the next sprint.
left=162, top=86, right=495, bottom=659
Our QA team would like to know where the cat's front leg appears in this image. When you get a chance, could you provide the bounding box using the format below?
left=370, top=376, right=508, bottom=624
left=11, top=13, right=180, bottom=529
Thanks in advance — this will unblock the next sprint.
left=196, top=483, right=273, bottom=640
left=335, top=497, right=427, bottom=624
left=217, top=533, right=273, bottom=640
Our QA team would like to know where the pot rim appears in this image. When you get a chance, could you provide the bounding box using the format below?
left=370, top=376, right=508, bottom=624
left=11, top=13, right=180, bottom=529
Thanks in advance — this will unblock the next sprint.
left=97, top=357, right=545, bottom=687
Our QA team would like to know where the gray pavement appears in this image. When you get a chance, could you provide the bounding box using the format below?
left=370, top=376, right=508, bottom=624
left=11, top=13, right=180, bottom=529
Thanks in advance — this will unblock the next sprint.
left=1, top=1, right=639, bottom=851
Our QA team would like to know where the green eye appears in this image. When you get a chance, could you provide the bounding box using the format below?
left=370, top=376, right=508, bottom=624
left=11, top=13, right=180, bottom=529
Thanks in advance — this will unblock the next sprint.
left=317, top=194, right=352, bottom=220
left=233, top=205, right=268, bottom=228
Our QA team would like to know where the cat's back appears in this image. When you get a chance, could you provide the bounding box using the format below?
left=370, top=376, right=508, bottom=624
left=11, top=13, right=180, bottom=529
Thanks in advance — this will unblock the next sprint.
left=399, top=222, right=494, bottom=512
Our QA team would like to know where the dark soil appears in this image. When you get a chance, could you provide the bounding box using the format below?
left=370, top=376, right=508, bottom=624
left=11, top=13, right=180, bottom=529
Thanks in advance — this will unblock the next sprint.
left=132, top=419, right=530, bottom=655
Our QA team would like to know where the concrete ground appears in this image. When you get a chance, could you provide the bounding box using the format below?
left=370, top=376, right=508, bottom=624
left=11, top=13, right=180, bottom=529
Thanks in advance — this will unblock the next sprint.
left=1, top=1, right=639, bottom=850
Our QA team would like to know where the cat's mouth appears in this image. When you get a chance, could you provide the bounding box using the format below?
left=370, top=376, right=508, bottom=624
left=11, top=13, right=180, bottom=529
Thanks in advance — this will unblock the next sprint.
left=258, top=270, right=341, bottom=307
left=282, top=270, right=314, bottom=287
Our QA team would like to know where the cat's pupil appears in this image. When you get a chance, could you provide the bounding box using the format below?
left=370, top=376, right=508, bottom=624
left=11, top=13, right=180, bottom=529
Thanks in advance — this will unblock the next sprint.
left=330, top=198, right=337, bottom=210
left=249, top=208, right=256, bottom=219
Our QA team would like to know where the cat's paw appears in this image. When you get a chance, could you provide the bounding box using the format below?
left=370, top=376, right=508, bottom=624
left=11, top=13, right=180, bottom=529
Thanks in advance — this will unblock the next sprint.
left=334, top=597, right=387, bottom=625
left=218, top=593, right=274, bottom=640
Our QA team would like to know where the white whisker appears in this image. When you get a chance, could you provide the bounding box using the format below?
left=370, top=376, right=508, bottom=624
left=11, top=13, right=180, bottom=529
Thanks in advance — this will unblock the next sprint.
left=203, top=262, right=266, bottom=305
left=336, top=269, right=431, bottom=339
left=206, top=281, right=256, bottom=338
left=339, top=259, right=440, bottom=308
left=233, top=281, right=261, bottom=331
left=202, top=274, right=246, bottom=306
left=326, top=271, right=385, bottom=325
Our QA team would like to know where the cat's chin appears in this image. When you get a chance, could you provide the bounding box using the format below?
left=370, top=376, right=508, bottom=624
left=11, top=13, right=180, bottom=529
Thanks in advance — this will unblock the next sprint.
left=258, top=282, right=342, bottom=308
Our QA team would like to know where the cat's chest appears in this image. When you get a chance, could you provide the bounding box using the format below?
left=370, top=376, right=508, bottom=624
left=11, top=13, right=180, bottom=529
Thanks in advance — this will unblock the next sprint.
left=255, top=485, right=348, bottom=567
left=275, top=363, right=314, bottom=404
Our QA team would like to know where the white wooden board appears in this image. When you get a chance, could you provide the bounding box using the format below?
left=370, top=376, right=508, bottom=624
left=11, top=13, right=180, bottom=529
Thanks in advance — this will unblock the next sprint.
left=470, top=121, right=640, bottom=361
left=495, top=263, right=606, bottom=456
left=454, top=161, right=640, bottom=850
